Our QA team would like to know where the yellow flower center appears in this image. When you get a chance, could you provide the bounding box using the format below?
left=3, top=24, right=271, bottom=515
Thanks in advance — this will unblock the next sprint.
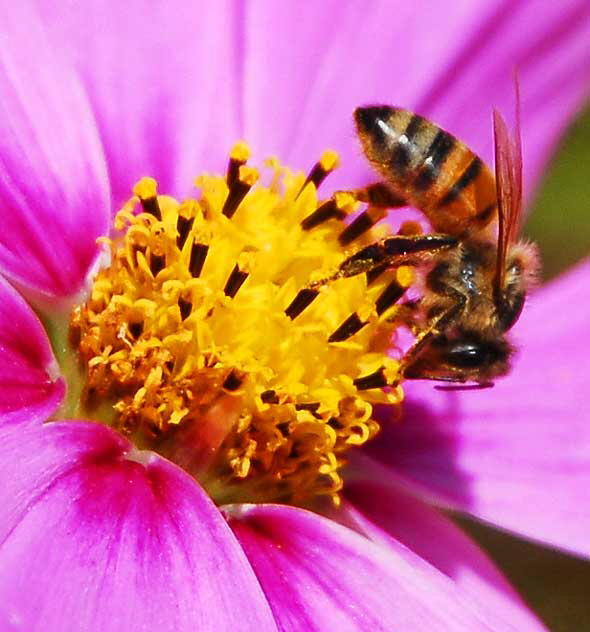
left=69, top=144, right=413, bottom=506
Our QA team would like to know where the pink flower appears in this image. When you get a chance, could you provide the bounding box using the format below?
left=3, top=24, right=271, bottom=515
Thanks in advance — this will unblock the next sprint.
left=1, top=2, right=588, bottom=630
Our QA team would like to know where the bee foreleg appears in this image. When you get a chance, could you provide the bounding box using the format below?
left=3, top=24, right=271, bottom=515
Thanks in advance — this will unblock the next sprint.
left=393, top=320, right=444, bottom=385
left=397, top=289, right=467, bottom=382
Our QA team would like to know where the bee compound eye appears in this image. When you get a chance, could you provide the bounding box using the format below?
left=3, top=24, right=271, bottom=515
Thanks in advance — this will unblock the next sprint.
left=445, top=342, right=487, bottom=368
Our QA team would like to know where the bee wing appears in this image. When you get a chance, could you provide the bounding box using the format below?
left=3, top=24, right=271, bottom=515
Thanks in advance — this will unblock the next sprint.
left=493, top=83, right=523, bottom=294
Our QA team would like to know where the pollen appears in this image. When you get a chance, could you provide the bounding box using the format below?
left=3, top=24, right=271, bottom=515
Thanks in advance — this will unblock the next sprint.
left=70, top=143, right=410, bottom=506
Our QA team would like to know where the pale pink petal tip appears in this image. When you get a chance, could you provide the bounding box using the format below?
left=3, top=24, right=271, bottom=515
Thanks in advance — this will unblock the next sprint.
left=228, top=502, right=519, bottom=631
left=345, top=482, right=546, bottom=631
left=367, top=260, right=590, bottom=558
left=0, top=276, right=64, bottom=426
left=0, top=4, right=110, bottom=301
left=0, top=421, right=277, bottom=632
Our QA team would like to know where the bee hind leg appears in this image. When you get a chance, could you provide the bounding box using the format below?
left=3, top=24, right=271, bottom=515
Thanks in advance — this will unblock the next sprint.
left=338, top=183, right=407, bottom=246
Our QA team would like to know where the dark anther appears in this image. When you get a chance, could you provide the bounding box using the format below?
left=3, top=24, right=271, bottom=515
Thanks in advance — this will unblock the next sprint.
left=296, top=163, right=330, bottom=200
left=226, top=159, right=240, bottom=188
left=261, top=390, right=279, bottom=404
left=328, top=313, right=367, bottom=342
left=295, top=402, right=320, bottom=412
left=223, top=370, right=244, bottom=391
left=176, top=215, right=194, bottom=249
left=327, top=417, right=345, bottom=430
left=128, top=322, right=143, bottom=339
left=149, top=253, right=166, bottom=276
left=353, top=367, right=387, bottom=390
left=285, top=288, right=319, bottom=320
left=277, top=421, right=290, bottom=437
left=139, top=196, right=162, bottom=221
left=189, top=243, right=209, bottom=278
left=227, top=157, right=248, bottom=188
left=375, top=279, right=406, bottom=315
left=222, top=180, right=252, bottom=219
left=295, top=402, right=322, bottom=419
left=178, top=297, right=192, bottom=320
left=301, top=199, right=346, bottom=231
left=224, top=264, right=249, bottom=298
left=339, top=210, right=379, bottom=246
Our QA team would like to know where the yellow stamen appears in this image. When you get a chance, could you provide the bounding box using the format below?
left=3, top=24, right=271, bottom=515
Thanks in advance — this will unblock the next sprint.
left=133, top=177, right=161, bottom=219
left=70, top=145, right=410, bottom=506
left=133, top=176, right=159, bottom=200
left=319, top=149, right=340, bottom=172
left=230, top=141, right=252, bottom=163
left=298, top=148, right=341, bottom=199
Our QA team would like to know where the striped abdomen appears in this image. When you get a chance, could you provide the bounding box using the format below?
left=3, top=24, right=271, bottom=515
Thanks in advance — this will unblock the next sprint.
left=355, top=106, right=498, bottom=237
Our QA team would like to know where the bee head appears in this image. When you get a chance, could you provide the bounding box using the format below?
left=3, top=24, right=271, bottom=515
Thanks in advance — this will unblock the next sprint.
left=403, top=330, right=512, bottom=383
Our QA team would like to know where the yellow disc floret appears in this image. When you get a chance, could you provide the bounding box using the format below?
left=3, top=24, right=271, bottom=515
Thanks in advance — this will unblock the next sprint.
left=70, top=143, right=411, bottom=506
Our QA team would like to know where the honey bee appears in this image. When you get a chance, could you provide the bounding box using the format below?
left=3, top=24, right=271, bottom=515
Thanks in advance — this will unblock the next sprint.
left=335, top=91, right=539, bottom=384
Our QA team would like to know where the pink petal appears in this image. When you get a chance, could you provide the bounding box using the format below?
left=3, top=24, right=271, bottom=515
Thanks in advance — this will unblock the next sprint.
left=242, top=0, right=588, bottom=199
left=0, top=276, right=64, bottom=426
left=229, top=503, right=518, bottom=631
left=0, top=421, right=277, bottom=632
left=364, top=260, right=590, bottom=558
left=0, top=4, right=110, bottom=302
left=30, top=0, right=587, bottom=212
left=243, top=0, right=491, bottom=183
left=344, top=482, right=546, bottom=631
left=419, top=0, right=589, bottom=198
left=38, top=0, right=240, bottom=207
